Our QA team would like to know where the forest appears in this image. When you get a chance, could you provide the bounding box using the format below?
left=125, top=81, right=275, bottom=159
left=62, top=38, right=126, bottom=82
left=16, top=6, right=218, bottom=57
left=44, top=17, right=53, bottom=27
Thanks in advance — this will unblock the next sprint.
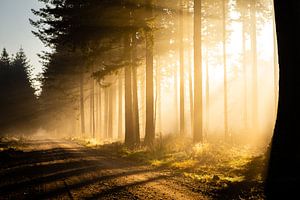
left=0, top=0, right=298, bottom=199
left=30, top=0, right=277, bottom=146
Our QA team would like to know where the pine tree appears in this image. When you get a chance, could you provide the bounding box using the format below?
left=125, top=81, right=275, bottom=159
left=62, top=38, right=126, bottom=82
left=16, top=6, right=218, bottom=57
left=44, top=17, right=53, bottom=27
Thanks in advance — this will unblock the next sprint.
left=0, top=48, right=12, bottom=132
left=0, top=48, right=37, bottom=133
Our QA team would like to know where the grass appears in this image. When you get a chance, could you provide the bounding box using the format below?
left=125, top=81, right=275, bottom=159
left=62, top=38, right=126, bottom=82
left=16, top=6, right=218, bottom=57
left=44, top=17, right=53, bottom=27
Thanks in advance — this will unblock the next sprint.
left=0, top=136, right=27, bottom=152
left=112, top=134, right=267, bottom=199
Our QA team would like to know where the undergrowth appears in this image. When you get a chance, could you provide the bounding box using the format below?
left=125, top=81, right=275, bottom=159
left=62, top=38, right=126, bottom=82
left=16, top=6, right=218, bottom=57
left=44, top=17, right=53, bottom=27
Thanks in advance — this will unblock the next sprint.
left=70, top=134, right=267, bottom=199
left=115, top=134, right=267, bottom=199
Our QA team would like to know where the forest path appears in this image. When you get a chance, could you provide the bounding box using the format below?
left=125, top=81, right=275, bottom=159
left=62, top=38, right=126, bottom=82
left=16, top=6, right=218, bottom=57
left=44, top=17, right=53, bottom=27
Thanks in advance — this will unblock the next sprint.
left=0, top=138, right=209, bottom=200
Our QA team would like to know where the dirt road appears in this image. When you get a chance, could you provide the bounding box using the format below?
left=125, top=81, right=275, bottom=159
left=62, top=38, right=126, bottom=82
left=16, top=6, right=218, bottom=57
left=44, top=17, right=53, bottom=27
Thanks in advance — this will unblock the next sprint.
left=0, top=139, right=209, bottom=199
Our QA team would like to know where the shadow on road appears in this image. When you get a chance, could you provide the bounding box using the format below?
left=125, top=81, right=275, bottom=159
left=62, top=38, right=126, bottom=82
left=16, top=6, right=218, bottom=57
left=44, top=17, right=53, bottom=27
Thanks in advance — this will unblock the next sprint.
left=0, top=140, right=165, bottom=199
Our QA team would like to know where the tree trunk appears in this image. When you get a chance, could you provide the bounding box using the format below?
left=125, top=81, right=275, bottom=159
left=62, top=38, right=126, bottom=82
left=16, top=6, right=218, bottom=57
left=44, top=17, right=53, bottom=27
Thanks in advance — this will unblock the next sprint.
left=179, top=0, right=185, bottom=136
left=156, top=57, right=161, bottom=133
left=80, top=71, right=85, bottom=137
left=132, top=64, right=140, bottom=145
left=90, top=69, right=95, bottom=138
left=98, top=87, right=102, bottom=139
left=132, top=36, right=140, bottom=145
left=124, top=35, right=134, bottom=146
left=250, top=0, right=258, bottom=131
left=193, top=0, right=203, bottom=143
left=144, top=30, right=155, bottom=146
left=266, top=1, right=300, bottom=198
left=118, top=72, right=123, bottom=140
left=144, top=0, right=155, bottom=146
left=141, top=75, right=146, bottom=139
left=174, top=61, right=179, bottom=133
left=272, top=8, right=279, bottom=119
left=108, top=85, right=114, bottom=139
left=222, top=0, right=229, bottom=141
left=95, top=84, right=99, bottom=139
left=188, top=45, right=194, bottom=137
left=242, top=6, right=248, bottom=130
left=187, top=10, right=193, bottom=136
left=205, top=47, right=209, bottom=139
left=104, top=88, right=109, bottom=139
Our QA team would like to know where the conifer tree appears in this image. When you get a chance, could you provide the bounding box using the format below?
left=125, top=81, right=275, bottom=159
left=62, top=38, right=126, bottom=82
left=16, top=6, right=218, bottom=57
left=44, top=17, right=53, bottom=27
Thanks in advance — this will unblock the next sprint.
left=0, top=48, right=37, bottom=133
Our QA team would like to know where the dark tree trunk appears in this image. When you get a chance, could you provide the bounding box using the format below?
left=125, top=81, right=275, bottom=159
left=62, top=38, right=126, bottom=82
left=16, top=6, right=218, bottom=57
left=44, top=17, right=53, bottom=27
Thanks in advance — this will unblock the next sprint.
left=132, top=65, right=140, bottom=145
left=144, top=0, right=155, bottom=146
left=272, top=11, right=279, bottom=120
left=144, top=30, right=155, bottom=146
left=132, top=38, right=140, bottom=145
left=193, top=0, right=203, bottom=143
left=124, top=35, right=134, bottom=146
left=155, top=57, right=161, bottom=133
left=266, top=1, right=300, bottom=198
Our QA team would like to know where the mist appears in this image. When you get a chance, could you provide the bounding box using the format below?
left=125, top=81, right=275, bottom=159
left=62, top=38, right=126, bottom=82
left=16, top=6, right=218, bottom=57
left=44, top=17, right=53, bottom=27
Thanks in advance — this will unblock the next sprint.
left=26, top=0, right=277, bottom=147
left=0, top=0, right=278, bottom=199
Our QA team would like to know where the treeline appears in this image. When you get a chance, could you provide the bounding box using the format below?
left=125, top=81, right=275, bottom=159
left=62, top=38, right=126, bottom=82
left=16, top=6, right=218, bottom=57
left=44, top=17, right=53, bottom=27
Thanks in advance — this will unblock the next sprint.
left=31, top=0, right=276, bottom=147
left=0, top=48, right=37, bottom=134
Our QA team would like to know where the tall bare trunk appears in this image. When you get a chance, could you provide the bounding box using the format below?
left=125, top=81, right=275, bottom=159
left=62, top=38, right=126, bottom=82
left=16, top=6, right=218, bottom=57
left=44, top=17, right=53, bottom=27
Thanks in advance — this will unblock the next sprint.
left=144, top=0, right=155, bottom=146
left=118, top=72, right=123, bottom=140
left=144, top=29, right=155, bottom=145
left=132, top=36, right=140, bottom=144
left=95, top=84, right=99, bottom=138
left=90, top=68, right=95, bottom=138
left=179, top=0, right=185, bottom=136
left=124, top=35, right=134, bottom=146
left=222, top=0, right=229, bottom=140
left=141, top=75, right=146, bottom=139
left=188, top=46, right=194, bottom=136
left=250, top=0, right=258, bottom=130
left=272, top=6, right=279, bottom=119
left=155, top=57, right=161, bottom=133
left=193, top=0, right=203, bottom=143
left=104, top=88, right=109, bottom=139
left=80, top=71, right=85, bottom=137
left=174, top=62, right=179, bottom=133
left=242, top=6, right=248, bottom=130
left=132, top=64, right=140, bottom=144
left=187, top=8, right=193, bottom=136
left=108, top=85, right=114, bottom=139
left=98, top=87, right=102, bottom=138
left=205, top=47, right=209, bottom=139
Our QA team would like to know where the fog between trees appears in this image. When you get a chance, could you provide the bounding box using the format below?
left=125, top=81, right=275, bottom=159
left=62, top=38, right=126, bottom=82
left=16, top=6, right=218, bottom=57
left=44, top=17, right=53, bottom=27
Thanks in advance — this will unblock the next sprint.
left=1, top=0, right=277, bottom=147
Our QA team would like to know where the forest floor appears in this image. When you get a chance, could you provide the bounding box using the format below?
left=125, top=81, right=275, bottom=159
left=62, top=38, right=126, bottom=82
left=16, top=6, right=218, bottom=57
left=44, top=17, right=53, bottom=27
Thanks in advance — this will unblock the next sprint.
left=0, top=136, right=266, bottom=199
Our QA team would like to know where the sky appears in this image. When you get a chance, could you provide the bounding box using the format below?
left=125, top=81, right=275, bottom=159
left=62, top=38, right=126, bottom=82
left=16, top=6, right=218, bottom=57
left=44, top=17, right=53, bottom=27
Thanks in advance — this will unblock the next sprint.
left=0, top=0, right=45, bottom=82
